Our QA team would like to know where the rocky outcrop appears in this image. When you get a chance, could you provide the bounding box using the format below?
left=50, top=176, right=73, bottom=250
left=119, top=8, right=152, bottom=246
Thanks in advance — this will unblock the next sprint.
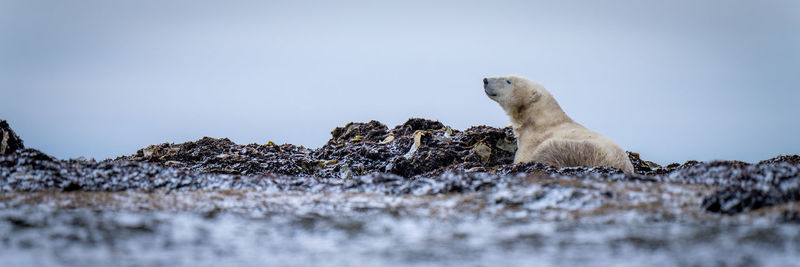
left=0, top=120, right=24, bottom=155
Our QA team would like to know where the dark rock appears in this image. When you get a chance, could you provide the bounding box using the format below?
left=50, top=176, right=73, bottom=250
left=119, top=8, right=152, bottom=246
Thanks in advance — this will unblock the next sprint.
left=0, top=120, right=24, bottom=155
left=118, top=137, right=320, bottom=176
left=1, top=117, right=799, bottom=216
left=627, top=151, right=662, bottom=174
left=700, top=161, right=800, bottom=214
left=781, top=211, right=800, bottom=223
left=313, top=119, right=517, bottom=178
left=329, top=120, right=389, bottom=143
left=390, top=118, right=444, bottom=136
left=759, top=155, right=800, bottom=165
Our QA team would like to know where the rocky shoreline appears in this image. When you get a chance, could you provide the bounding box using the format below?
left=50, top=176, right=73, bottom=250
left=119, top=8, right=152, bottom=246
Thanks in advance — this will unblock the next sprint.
left=2, top=119, right=798, bottom=217
left=2, top=118, right=800, bottom=266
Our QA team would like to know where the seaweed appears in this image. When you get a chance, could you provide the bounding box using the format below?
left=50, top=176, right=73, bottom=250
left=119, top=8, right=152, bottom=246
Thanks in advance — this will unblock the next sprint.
left=1, top=118, right=799, bottom=215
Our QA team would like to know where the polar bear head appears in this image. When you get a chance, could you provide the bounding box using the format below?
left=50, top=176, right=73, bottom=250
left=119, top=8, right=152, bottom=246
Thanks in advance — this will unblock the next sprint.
left=483, top=75, right=569, bottom=129
left=483, top=75, right=546, bottom=114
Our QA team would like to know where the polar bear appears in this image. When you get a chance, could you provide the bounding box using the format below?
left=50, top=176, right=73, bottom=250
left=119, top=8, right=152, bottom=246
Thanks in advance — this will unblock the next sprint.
left=483, top=75, right=634, bottom=174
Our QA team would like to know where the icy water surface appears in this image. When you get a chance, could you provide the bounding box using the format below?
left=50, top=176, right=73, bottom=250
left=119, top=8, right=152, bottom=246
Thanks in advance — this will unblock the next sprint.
left=1, top=119, right=799, bottom=266
left=1, top=189, right=799, bottom=267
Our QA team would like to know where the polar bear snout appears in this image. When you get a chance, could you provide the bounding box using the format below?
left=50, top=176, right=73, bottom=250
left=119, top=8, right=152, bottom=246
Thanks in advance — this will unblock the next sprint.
left=483, top=77, right=502, bottom=98
left=484, top=84, right=497, bottom=97
left=483, top=78, right=492, bottom=93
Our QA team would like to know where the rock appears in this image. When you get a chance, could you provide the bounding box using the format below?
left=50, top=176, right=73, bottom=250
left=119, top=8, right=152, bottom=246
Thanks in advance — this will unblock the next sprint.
left=2, top=117, right=799, bottom=216
left=470, top=142, right=492, bottom=163
left=700, top=161, right=800, bottom=214
left=328, top=120, right=388, bottom=144
left=389, top=118, right=444, bottom=136
left=1, top=120, right=24, bottom=155
left=117, top=136, right=319, bottom=176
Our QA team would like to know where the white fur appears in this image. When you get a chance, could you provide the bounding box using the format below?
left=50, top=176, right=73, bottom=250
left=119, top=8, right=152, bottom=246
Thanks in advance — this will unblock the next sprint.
left=484, top=75, right=634, bottom=173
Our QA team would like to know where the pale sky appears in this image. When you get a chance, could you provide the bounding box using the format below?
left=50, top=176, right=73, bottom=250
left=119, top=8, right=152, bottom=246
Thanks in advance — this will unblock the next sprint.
left=1, top=0, right=799, bottom=164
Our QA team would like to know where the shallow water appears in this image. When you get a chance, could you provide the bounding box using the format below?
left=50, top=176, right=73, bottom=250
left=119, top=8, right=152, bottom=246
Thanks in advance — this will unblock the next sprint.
left=1, top=180, right=799, bottom=267
left=3, top=208, right=799, bottom=267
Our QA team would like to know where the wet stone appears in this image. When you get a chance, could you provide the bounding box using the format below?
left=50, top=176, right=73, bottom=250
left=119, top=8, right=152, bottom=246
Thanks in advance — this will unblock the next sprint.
left=700, top=161, right=800, bottom=214
left=0, top=120, right=24, bottom=155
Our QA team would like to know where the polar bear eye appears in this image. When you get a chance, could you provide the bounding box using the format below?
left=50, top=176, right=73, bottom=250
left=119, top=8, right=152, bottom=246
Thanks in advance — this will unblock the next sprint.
left=506, top=80, right=512, bottom=84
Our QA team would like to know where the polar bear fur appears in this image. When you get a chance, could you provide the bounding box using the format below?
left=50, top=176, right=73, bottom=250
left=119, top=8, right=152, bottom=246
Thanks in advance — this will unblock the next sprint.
left=483, top=75, right=634, bottom=174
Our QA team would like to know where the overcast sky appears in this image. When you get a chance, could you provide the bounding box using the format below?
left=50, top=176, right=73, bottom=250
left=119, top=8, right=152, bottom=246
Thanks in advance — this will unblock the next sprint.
left=1, top=0, right=798, bottom=164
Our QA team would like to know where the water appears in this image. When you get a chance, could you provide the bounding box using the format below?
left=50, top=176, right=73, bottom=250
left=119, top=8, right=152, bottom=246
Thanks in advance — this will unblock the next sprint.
left=1, top=182, right=798, bottom=267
